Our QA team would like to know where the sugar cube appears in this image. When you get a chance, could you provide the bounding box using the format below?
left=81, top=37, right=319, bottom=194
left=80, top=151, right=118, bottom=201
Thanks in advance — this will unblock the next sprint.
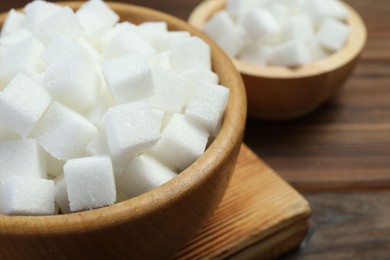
left=0, top=37, right=45, bottom=89
left=203, top=11, right=246, bottom=57
left=283, top=15, right=314, bottom=43
left=103, top=101, right=161, bottom=161
left=0, top=29, right=32, bottom=46
left=103, top=28, right=156, bottom=60
left=42, top=55, right=100, bottom=112
left=149, top=67, right=189, bottom=114
left=64, top=156, right=116, bottom=212
left=1, top=9, right=26, bottom=37
left=0, top=138, right=47, bottom=181
left=170, top=36, right=211, bottom=72
left=22, top=0, right=63, bottom=31
left=76, top=0, right=119, bottom=34
left=316, top=18, right=350, bottom=52
left=185, top=83, right=229, bottom=135
left=118, top=154, right=176, bottom=198
left=0, top=126, right=19, bottom=142
left=152, top=113, right=209, bottom=170
left=148, top=51, right=171, bottom=69
left=239, top=9, right=280, bottom=43
left=0, top=73, right=52, bottom=137
left=307, top=39, right=330, bottom=62
left=269, top=40, right=310, bottom=67
left=54, top=174, right=70, bottom=214
left=46, top=152, right=65, bottom=178
left=102, top=51, right=155, bottom=104
left=0, top=175, right=55, bottom=215
left=238, top=43, right=272, bottom=66
left=31, top=102, right=98, bottom=161
left=34, top=7, right=83, bottom=45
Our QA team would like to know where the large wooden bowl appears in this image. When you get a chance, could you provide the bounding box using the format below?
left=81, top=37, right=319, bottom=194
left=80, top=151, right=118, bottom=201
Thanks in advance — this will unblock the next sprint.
left=189, top=0, right=367, bottom=120
left=0, top=2, right=247, bottom=258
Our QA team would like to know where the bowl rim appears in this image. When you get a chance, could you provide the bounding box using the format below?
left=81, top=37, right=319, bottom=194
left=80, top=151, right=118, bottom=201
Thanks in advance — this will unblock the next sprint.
left=188, top=0, right=367, bottom=79
left=0, top=1, right=247, bottom=234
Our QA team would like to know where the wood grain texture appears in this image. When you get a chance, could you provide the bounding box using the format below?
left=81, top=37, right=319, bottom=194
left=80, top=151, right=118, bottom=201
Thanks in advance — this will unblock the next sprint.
left=177, top=145, right=310, bottom=259
left=283, top=192, right=390, bottom=259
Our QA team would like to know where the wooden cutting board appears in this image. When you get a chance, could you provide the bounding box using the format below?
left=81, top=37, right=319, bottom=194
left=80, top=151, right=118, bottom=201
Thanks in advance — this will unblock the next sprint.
left=176, top=144, right=311, bottom=259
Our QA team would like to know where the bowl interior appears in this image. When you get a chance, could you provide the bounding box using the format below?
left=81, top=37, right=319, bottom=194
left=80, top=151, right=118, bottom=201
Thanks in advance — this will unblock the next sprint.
left=188, top=0, right=367, bottom=79
left=0, top=1, right=246, bottom=234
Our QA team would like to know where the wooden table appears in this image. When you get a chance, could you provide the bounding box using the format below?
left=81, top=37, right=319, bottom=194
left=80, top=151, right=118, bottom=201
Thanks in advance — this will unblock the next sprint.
left=1, top=0, right=389, bottom=258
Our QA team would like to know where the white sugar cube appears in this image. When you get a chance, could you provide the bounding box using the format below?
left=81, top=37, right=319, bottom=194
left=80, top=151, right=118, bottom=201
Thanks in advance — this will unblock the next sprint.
left=85, top=94, right=114, bottom=127
left=76, top=0, right=119, bottom=34
left=149, top=67, right=189, bottom=114
left=0, top=175, right=55, bottom=215
left=185, top=83, right=229, bottom=135
left=171, top=36, right=211, bottom=72
left=148, top=51, right=171, bottom=69
left=181, top=67, right=218, bottom=85
left=22, top=0, right=63, bottom=31
left=0, top=37, right=45, bottom=89
left=1, top=9, right=25, bottom=37
left=283, top=15, right=314, bottom=43
left=0, top=138, right=47, bottom=181
left=203, top=11, right=246, bottom=57
left=302, top=0, right=347, bottom=25
left=0, top=29, right=32, bottom=46
left=154, top=31, right=191, bottom=53
left=326, top=0, right=348, bottom=21
left=64, top=156, right=116, bottom=212
left=307, top=39, right=330, bottom=62
left=266, top=3, right=289, bottom=21
left=103, top=28, right=156, bottom=60
left=152, top=108, right=165, bottom=131
left=152, top=113, right=209, bottom=170
left=77, top=37, right=102, bottom=63
left=102, top=51, right=155, bottom=104
left=269, top=40, right=310, bottom=67
left=0, top=126, right=19, bottom=142
left=0, top=74, right=52, bottom=137
left=104, top=101, right=161, bottom=161
left=316, top=18, right=350, bottom=52
left=42, top=55, right=100, bottom=112
left=34, top=7, right=83, bottom=45
left=181, top=67, right=219, bottom=106
left=42, top=36, right=89, bottom=65
left=238, top=43, right=272, bottom=66
left=76, top=0, right=119, bottom=50
left=85, top=130, right=109, bottom=156
left=239, top=9, right=280, bottom=43
left=54, top=174, right=70, bottom=214
left=119, top=154, right=176, bottom=198
left=46, top=152, right=65, bottom=178
left=31, top=102, right=98, bottom=161
left=100, top=22, right=137, bottom=51
left=137, top=22, right=168, bottom=49
left=226, top=0, right=263, bottom=18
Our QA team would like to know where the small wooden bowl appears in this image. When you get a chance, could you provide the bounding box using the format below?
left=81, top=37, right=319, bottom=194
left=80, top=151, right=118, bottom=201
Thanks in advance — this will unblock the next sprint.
left=0, top=2, right=247, bottom=258
left=189, top=0, right=367, bottom=120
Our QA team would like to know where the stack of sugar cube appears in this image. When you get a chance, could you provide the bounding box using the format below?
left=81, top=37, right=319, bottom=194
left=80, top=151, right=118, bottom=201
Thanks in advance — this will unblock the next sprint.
left=202, top=0, right=350, bottom=67
left=0, top=0, right=229, bottom=215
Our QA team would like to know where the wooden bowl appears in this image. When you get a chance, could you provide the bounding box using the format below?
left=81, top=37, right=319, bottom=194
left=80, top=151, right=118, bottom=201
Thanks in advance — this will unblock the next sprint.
left=0, top=2, right=247, bottom=258
left=189, top=0, right=367, bottom=120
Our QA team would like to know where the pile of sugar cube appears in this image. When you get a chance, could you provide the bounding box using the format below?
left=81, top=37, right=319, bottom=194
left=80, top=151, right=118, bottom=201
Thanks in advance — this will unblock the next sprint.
left=0, top=0, right=229, bottom=215
left=203, top=0, right=350, bottom=67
